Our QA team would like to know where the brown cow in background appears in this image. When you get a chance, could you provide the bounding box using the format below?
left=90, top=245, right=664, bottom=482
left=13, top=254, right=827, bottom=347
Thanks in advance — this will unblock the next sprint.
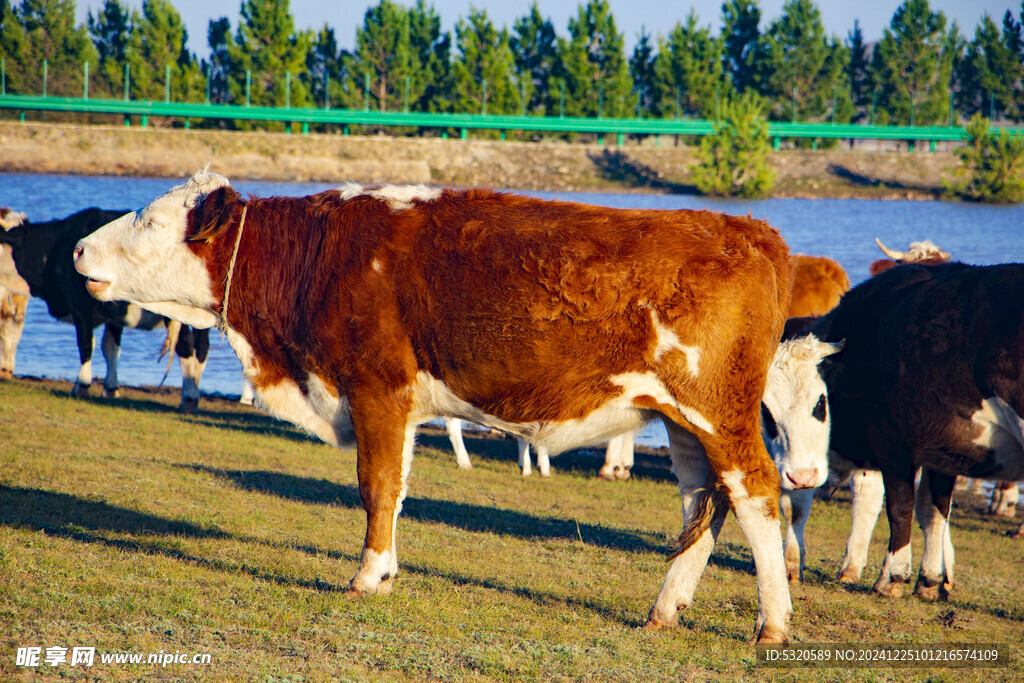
left=787, top=254, right=851, bottom=319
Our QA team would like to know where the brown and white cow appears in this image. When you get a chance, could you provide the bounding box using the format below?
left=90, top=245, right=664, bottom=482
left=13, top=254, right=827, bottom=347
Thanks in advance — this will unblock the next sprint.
left=74, top=170, right=798, bottom=641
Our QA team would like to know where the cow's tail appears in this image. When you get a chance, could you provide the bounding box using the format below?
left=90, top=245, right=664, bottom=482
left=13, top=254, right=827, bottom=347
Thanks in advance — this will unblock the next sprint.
left=158, top=320, right=182, bottom=386
left=668, top=482, right=730, bottom=561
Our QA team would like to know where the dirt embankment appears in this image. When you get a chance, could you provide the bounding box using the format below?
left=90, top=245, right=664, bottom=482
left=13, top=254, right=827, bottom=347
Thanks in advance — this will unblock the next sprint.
left=0, top=121, right=956, bottom=199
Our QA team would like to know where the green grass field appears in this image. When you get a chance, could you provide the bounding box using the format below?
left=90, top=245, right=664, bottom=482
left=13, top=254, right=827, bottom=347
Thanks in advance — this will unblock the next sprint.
left=1, top=377, right=1021, bottom=681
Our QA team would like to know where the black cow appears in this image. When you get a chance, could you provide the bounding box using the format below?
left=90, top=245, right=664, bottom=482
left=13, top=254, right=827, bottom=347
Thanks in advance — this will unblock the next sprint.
left=803, top=262, right=1024, bottom=600
left=0, top=207, right=210, bottom=410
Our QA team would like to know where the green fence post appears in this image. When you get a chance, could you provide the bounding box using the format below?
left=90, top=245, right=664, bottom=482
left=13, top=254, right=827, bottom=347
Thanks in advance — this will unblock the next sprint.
left=124, top=64, right=130, bottom=101
left=343, top=124, right=349, bottom=135
left=404, top=75, right=410, bottom=113
left=929, top=140, right=936, bottom=152
left=245, top=70, right=251, bottom=107
left=286, top=121, right=292, bottom=134
left=285, top=71, right=291, bottom=109
left=597, top=133, right=604, bottom=145
left=500, top=130, right=505, bottom=141
left=83, top=61, right=89, bottom=99
left=20, top=110, right=25, bottom=122
left=184, top=117, right=190, bottom=130
left=165, top=65, right=171, bottom=103
left=460, top=127, right=467, bottom=140
left=773, top=137, right=780, bottom=150
left=141, top=114, right=148, bottom=128
left=482, top=79, right=487, bottom=115
left=302, top=121, right=309, bottom=134
left=616, top=131, right=624, bottom=145
left=206, top=65, right=211, bottom=104
left=42, top=59, right=47, bottom=97
left=364, top=74, right=370, bottom=112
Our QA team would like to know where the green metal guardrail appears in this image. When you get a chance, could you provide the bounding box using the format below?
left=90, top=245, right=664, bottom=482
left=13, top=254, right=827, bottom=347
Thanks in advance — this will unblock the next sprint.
left=2, top=93, right=1021, bottom=151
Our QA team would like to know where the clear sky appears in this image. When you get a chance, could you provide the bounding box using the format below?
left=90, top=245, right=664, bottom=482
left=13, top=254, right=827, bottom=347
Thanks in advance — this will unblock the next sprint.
left=74, top=0, right=1020, bottom=58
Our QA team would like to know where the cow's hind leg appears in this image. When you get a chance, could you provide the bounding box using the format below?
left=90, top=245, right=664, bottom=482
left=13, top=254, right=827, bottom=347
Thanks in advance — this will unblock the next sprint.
left=101, top=324, right=123, bottom=398
left=645, top=421, right=725, bottom=629
left=838, top=469, right=885, bottom=583
left=711, top=439, right=792, bottom=643
left=348, top=390, right=416, bottom=596
left=0, top=291, right=27, bottom=379
left=871, top=473, right=915, bottom=598
left=913, top=469, right=955, bottom=601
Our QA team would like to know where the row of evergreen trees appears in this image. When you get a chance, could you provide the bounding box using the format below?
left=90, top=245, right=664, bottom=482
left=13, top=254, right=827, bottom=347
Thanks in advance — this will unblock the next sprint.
left=1, top=0, right=1023, bottom=128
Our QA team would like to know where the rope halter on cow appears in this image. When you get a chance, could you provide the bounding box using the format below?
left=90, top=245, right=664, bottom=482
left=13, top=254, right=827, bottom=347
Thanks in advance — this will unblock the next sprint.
left=218, top=203, right=248, bottom=334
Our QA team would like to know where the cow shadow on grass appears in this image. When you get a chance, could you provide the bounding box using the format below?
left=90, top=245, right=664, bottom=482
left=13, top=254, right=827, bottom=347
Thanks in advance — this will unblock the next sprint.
left=181, top=464, right=665, bottom=556
left=0, top=484, right=737, bottom=632
left=44, top=387, right=316, bottom=445
left=415, top=431, right=676, bottom=484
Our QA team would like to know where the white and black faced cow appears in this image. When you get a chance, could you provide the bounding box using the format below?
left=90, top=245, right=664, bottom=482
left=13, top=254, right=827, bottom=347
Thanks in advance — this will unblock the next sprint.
left=0, top=207, right=211, bottom=410
left=75, top=169, right=799, bottom=642
left=783, top=262, right=1024, bottom=600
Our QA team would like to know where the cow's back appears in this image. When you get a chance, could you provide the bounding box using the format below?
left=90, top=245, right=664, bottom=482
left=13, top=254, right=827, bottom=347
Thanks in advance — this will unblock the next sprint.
left=390, top=191, right=792, bottom=422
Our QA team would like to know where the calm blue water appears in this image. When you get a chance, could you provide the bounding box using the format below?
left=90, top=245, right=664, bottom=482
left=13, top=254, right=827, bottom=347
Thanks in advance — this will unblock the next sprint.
left=3, top=173, right=1023, bottom=448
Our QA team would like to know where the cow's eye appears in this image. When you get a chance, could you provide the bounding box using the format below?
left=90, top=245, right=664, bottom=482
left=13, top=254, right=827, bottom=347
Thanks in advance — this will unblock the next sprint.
left=761, top=403, right=778, bottom=440
left=812, top=394, right=827, bottom=422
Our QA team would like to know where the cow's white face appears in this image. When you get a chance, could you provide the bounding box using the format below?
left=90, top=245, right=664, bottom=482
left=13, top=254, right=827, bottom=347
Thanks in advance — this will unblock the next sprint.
left=74, top=170, right=230, bottom=328
left=763, top=335, right=842, bottom=490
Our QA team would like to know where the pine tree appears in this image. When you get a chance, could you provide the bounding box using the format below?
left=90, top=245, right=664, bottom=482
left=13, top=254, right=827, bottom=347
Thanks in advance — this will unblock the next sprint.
left=629, top=28, right=656, bottom=116
left=958, top=13, right=1023, bottom=121
left=2, top=0, right=97, bottom=97
left=755, top=0, right=852, bottom=125
left=651, top=10, right=727, bottom=119
left=510, top=2, right=557, bottom=115
left=557, top=0, right=632, bottom=119
left=120, top=0, right=204, bottom=104
left=692, top=92, right=774, bottom=197
left=945, top=113, right=1024, bottom=202
left=846, top=20, right=871, bottom=122
left=869, top=0, right=959, bottom=125
left=305, top=25, right=346, bottom=109
left=407, top=0, right=449, bottom=113
left=721, top=0, right=762, bottom=93
left=347, top=0, right=415, bottom=112
left=450, top=8, right=519, bottom=116
left=227, top=0, right=311, bottom=113
left=88, top=0, right=130, bottom=65
left=204, top=17, right=232, bottom=104
left=1005, top=6, right=1024, bottom=121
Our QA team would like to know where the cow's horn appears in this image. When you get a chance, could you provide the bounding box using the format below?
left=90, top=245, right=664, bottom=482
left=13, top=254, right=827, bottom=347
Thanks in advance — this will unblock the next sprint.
left=875, top=238, right=906, bottom=260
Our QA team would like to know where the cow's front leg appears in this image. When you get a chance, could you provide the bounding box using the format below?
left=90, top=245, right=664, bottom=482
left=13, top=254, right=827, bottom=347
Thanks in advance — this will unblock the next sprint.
left=101, top=324, right=123, bottom=398
left=838, top=469, right=885, bottom=583
left=780, top=487, right=813, bottom=582
left=348, top=389, right=416, bottom=596
left=871, top=473, right=915, bottom=598
left=71, top=315, right=94, bottom=397
left=913, top=469, right=955, bottom=601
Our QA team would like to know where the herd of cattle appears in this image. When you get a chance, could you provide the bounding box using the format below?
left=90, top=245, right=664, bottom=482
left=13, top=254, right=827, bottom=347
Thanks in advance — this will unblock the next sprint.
left=3, top=169, right=1023, bottom=643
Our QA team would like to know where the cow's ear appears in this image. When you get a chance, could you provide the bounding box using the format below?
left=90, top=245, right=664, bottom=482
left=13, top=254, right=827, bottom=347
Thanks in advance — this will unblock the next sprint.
left=187, top=186, right=241, bottom=243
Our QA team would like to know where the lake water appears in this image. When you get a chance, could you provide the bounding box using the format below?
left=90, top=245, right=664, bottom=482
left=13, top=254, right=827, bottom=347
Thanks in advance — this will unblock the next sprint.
left=3, top=172, right=1023, bottom=449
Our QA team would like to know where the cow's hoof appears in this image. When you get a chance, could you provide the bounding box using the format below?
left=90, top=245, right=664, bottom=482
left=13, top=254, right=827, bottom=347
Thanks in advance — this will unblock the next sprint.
left=871, top=582, right=904, bottom=599
left=913, top=579, right=940, bottom=601
left=990, top=506, right=1017, bottom=519
left=838, top=568, right=862, bottom=584
left=103, top=387, right=120, bottom=399
left=540, top=471, right=551, bottom=479
left=1012, top=529, right=1024, bottom=541
left=346, top=576, right=393, bottom=597
left=71, top=383, right=91, bottom=398
left=642, top=616, right=672, bottom=630
left=0, top=368, right=12, bottom=380
left=596, top=470, right=616, bottom=481
left=615, top=467, right=632, bottom=481
left=786, top=566, right=802, bottom=583
left=755, top=624, right=789, bottom=644
left=179, top=398, right=199, bottom=414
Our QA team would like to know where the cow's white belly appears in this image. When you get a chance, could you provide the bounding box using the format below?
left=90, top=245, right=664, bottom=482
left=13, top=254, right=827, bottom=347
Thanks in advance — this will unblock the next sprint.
left=971, top=396, right=1024, bottom=480
left=410, top=370, right=712, bottom=455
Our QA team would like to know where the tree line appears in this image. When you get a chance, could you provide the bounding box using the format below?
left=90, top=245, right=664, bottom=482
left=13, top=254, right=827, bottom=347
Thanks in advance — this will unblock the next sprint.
left=1, top=0, right=1023, bottom=131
